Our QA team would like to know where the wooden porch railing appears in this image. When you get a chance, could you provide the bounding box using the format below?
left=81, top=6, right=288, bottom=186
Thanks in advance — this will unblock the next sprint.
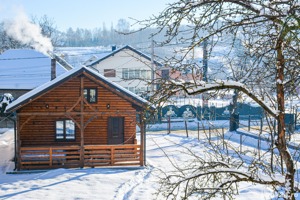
left=84, top=145, right=142, bottom=167
left=19, top=144, right=142, bottom=170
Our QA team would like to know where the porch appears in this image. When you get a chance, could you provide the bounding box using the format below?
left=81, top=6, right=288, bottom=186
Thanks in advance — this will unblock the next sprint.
left=19, top=144, right=142, bottom=170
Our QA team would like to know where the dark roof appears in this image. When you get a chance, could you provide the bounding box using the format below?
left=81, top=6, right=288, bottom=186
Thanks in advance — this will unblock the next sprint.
left=6, top=66, right=154, bottom=113
left=86, top=45, right=163, bottom=67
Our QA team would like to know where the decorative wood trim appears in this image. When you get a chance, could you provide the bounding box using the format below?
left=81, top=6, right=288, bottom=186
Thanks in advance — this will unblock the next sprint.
left=83, top=97, right=98, bottom=112
left=67, top=96, right=82, bottom=112
left=83, top=115, right=98, bottom=129
left=19, top=115, right=35, bottom=132
left=65, top=113, right=81, bottom=130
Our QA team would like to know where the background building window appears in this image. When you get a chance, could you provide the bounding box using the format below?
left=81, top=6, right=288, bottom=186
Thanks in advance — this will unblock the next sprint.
left=122, top=68, right=129, bottom=79
left=104, top=69, right=116, bottom=77
left=56, top=120, right=75, bottom=140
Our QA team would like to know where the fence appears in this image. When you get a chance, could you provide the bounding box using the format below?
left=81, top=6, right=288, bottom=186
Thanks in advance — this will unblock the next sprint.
left=156, top=103, right=265, bottom=122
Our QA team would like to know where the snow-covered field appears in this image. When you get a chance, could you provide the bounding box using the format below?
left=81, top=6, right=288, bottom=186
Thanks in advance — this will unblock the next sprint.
left=1, top=126, right=300, bottom=200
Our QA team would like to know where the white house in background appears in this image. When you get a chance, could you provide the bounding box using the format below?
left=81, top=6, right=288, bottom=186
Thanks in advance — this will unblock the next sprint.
left=0, top=49, right=71, bottom=98
left=85, top=45, right=163, bottom=96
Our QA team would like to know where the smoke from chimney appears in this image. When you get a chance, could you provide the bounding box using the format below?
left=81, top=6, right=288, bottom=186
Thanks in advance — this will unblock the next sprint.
left=3, top=12, right=53, bottom=54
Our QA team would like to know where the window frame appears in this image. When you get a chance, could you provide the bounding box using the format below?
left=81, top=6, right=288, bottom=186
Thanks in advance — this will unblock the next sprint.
left=122, top=68, right=129, bottom=79
left=104, top=69, right=116, bottom=77
left=55, top=119, right=76, bottom=141
left=84, top=88, right=98, bottom=103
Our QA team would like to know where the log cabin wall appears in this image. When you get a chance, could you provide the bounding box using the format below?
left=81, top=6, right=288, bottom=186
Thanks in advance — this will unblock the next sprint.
left=18, top=74, right=137, bottom=147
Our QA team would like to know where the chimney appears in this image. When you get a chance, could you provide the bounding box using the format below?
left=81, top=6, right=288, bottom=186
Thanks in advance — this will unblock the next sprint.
left=112, top=45, right=116, bottom=51
left=51, top=58, right=56, bottom=80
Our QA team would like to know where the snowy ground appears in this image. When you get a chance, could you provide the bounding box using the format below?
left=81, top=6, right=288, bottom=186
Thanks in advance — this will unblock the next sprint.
left=1, top=125, right=300, bottom=199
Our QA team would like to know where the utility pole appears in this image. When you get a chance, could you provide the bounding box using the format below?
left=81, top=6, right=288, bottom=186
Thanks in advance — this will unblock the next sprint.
left=203, top=38, right=208, bottom=82
left=151, top=38, right=155, bottom=94
left=202, top=38, right=208, bottom=107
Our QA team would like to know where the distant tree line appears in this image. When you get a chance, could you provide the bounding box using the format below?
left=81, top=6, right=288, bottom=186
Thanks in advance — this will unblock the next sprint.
left=0, top=15, right=165, bottom=53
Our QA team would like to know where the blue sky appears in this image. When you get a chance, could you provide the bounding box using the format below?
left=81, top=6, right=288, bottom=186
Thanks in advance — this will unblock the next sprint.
left=0, top=0, right=172, bottom=31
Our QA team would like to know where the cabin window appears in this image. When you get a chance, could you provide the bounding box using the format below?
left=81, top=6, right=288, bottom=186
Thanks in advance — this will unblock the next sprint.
left=84, top=88, right=97, bottom=103
left=56, top=120, right=75, bottom=140
left=104, top=69, right=116, bottom=77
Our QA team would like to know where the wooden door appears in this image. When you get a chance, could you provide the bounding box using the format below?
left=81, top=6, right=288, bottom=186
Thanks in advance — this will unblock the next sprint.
left=108, top=117, right=124, bottom=144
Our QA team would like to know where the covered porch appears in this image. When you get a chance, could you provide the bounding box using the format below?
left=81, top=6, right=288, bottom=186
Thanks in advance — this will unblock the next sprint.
left=19, top=144, right=143, bottom=170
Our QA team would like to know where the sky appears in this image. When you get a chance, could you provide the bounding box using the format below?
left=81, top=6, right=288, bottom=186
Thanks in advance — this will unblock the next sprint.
left=0, top=0, right=173, bottom=31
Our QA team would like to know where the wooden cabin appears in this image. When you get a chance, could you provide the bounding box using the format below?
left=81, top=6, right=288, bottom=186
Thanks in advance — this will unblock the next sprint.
left=6, top=66, right=152, bottom=170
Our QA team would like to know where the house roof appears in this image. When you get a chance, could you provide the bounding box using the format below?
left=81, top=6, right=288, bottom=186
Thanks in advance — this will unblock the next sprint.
left=6, top=66, right=154, bottom=113
left=0, top=49, right=69, bottom=90
left=86, top=45, right=163, bottom=67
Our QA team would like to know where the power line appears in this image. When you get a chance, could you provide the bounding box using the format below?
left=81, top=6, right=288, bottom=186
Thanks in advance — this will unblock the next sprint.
left=0, top=56, right=48, bottom=61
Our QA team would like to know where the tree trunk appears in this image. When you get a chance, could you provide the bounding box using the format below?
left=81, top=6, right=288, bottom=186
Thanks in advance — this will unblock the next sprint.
left=276, top=39, right=295, bottom=200
left=229, top=89, right=239, bottom=131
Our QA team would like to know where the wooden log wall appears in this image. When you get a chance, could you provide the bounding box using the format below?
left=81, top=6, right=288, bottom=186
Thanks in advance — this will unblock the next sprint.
left=18, top=74, right=137, bottom=147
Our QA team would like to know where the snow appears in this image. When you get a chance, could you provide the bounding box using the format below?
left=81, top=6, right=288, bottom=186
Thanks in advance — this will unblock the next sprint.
left=2, top=123, right=300, bottom=199
left=55, top=46, right=111, bottom=68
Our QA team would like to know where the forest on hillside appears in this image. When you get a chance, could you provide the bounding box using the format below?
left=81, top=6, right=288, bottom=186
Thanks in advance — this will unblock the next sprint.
left=0, top=16, right=172, bottom=51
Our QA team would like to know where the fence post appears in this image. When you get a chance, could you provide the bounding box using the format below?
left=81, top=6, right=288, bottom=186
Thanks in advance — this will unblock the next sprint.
left=185, top=120, right=189, bottom=137
left=49, top=147, right=52, bottom=167
left=198, top=122, right=200, bottom=141
left=168, top=116, right=171, bottom=134
left=222, top=127, right=225, bottom=149
left=258, top=117, right=263, bottom=160
left=248, top=115, right=251, bottom=132
left=240, top=134, right=242, bottom=152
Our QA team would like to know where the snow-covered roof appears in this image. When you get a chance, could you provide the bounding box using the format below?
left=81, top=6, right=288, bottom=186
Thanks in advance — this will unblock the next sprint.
left=86, top=45, right=163, bottom=67
left=0, top=49, right=68, bottom=90
left=6, top=66, right=154, bottom=112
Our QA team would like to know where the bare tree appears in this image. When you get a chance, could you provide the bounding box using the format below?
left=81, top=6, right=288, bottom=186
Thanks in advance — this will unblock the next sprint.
left=137, top=0, right=300, bottom=199
left=31, top=15, right=62, bottom=47
left=156, top=133, right=284, bottom=199
left=0, top=22, right=24, bottom=53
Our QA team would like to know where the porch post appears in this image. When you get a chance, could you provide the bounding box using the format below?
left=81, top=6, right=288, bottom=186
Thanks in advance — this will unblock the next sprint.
left=140, top=112, right=145, bottom=166
left=16, top=115, right=21, bottom=170
left=80, top=76, right=85, bottom=168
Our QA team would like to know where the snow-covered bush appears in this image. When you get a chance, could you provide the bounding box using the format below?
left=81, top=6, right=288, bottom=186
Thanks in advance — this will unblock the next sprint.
left=0, top=93, right=14, bottom=113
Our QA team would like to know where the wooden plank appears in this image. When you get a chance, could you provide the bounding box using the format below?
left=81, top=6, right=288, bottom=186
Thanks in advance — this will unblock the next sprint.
left=21, top=161, right=50, bottom=165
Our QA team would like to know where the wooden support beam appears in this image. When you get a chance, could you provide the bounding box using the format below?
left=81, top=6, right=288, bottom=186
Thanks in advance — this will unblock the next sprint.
left=140, top=112, right=145, bottom=166
left=17, top=115, right=21, bottom=170
left=80, top=76, right=84, bottom=168
left=67, top=96, right=82, bottom=112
